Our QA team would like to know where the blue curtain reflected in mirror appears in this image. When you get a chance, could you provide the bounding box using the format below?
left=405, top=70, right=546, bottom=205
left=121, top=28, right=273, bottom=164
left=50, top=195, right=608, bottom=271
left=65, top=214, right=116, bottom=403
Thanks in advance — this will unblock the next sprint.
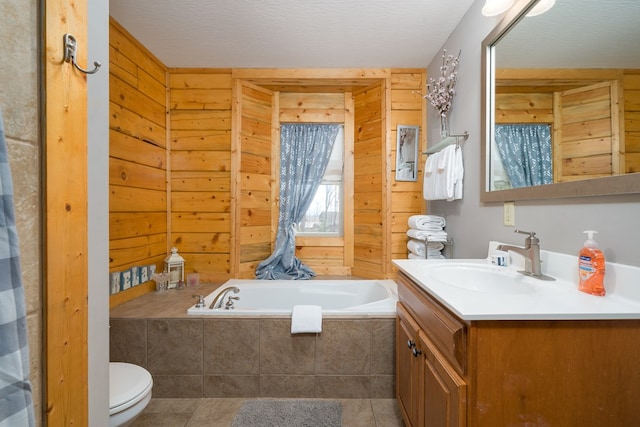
left=494, top=124, right=553, bottom=189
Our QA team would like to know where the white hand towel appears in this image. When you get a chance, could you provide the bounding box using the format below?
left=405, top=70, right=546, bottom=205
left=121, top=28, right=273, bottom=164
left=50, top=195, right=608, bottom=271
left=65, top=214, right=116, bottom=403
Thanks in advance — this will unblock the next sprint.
left=424, top=145, right=463, bottom=201
left=439, top=144, right=457, bottom=201
left=407, top=228, right=448, bottom=241
left=407, top=239, right=426, bottom=256
left=291, top=305, right=322, bottom=334
left=423, top=153, right=440, bottom=200
left=427, top=242, right=445, bottom=251
left=453, top=145, right=464, bottom=200
left=407, top=215, right=446, bottom=229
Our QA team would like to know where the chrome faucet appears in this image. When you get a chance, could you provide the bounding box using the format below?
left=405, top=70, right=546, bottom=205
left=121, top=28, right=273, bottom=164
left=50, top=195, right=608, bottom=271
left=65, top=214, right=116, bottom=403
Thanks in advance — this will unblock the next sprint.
left=209, top=286, right=240, bottom=309
left=497, top=230, right=555, bottom=281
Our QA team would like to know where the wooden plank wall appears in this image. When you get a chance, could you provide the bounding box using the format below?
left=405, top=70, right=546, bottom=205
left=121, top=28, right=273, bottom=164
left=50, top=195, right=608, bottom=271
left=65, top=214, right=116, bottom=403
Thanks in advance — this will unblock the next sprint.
left=235, top=81, right=275, bottom=278
left=169, top=70, right=233, bottom=281
left=108, top=26, right=427, bottom=297
left=45, top=0, right=89, bottom=423
left=280, top=92, right=353, bottom=275
left=389, top=70, right=427, bottom=264
left=109, top=19, right=168, bottom=306
left=495, top=92, right=554, bottom=124
left=624, top=71, right=640, bottom=173
left=555, top=81, right=619, bottom=182
left=495, top=68, right=640, bottom=180
left=352, top=81, right=388, bottom=278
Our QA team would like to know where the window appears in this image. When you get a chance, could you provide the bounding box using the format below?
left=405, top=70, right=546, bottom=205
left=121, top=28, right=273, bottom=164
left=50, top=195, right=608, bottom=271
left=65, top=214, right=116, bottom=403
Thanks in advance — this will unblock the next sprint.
left=296, top=126, right=344, bottom=236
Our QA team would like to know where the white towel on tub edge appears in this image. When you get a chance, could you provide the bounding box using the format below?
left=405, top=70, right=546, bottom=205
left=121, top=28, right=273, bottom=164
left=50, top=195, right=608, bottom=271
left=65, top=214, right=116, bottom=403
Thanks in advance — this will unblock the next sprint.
left=291, top=305, right=322, bottom=334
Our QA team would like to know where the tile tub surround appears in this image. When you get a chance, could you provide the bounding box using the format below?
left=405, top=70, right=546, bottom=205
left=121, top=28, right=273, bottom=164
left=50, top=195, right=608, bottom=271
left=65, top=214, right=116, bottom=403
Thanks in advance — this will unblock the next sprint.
left=110, top=283, right=396, bottom=399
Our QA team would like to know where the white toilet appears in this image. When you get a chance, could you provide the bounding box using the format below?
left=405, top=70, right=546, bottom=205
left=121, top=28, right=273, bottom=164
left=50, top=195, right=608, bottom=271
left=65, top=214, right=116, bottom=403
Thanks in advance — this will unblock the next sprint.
left=109, top=362, right=153, bottom=427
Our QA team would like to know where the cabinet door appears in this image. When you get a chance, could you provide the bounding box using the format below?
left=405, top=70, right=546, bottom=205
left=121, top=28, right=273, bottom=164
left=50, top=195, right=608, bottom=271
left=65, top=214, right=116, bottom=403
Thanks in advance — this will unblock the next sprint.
left=418, top=330, right=466, bottom=427
left=397, top=303, right=421, bottom=427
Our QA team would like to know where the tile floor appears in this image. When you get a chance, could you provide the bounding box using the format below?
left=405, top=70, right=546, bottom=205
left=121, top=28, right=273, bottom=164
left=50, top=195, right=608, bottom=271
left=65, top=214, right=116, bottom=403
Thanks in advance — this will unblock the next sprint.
left=131, top=397, right=405, bottom=427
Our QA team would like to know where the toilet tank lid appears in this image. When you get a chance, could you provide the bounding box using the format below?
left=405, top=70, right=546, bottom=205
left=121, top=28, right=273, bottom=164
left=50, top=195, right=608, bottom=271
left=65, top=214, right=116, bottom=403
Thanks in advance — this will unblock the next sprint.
left=110, top=362, right=153, bottom=411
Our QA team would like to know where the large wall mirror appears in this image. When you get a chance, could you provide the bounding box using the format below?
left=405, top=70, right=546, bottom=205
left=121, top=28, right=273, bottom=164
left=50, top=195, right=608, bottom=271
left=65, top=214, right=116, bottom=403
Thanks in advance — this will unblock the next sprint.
left=481, top=0, right=640, bottom=202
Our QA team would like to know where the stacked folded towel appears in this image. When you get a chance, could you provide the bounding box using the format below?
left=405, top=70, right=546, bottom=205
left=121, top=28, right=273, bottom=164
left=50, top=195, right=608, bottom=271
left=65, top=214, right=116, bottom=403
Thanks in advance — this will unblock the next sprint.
left=406, top=214, right=447, bottom=258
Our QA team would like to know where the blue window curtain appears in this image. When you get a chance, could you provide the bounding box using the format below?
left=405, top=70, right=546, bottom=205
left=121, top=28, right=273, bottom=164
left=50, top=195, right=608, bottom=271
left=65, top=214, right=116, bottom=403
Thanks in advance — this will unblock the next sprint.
left=494, top=124, right=553, bottom=188
left=255, top=123, right=341, bottom=280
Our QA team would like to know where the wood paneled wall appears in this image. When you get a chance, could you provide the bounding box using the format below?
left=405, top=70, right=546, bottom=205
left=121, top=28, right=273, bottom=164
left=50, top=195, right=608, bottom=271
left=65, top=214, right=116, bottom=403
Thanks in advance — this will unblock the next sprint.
left=389, top=71, right=427, bottom=263
left=234, top=81, right=275, bottom=278
left=169, top=70, right=233, bottom=281
left=624, top=71, right=640, bottom=173
left=554, top=81, right=620, bottom=182
left=45, top=1, right=89, bottom=423
left=352, top=82, right=388, bottom=278
left=495, top=68, right=640, bottom=180
left=109, top=19, right=168, bottom=306
left=108, top=21, right=427, bottom=303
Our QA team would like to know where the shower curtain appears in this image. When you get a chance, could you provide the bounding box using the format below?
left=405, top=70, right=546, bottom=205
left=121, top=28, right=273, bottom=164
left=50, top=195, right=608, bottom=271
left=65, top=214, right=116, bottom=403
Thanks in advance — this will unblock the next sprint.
left=494, top=124, right=553, bottom=188
left=255, top=123, right=340, bottom=280
left=0, top=110, right=35, bottom=426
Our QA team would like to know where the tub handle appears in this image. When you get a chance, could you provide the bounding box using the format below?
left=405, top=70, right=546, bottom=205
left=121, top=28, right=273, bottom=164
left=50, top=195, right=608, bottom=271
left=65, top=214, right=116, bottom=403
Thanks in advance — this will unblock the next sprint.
left=193, top=294, right=206, bottom=308
left=224, top=295, right=240, bottom=310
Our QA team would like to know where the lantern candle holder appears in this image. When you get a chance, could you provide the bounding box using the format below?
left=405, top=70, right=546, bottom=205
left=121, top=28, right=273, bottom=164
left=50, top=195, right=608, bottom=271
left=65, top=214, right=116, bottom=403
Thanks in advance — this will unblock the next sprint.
left=164, top=247, right=185, bottom=289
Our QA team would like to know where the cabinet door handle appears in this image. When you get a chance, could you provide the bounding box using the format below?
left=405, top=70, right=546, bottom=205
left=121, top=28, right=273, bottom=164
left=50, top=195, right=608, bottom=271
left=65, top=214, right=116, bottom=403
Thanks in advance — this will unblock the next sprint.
left=407, top=339, right=415, bottom=349
left=412, top=347, right=422, bottom=358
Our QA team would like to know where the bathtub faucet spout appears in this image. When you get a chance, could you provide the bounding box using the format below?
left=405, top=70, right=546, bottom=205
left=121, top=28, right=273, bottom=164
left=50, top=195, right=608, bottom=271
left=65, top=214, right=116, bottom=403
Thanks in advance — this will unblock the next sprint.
left=209, top=286, right=240, bottom=309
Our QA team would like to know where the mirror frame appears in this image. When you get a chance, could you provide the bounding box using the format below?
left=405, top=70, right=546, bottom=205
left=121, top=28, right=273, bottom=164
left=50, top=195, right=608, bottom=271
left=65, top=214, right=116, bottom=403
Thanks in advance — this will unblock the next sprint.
left=480, top=0, right=640, bottom=202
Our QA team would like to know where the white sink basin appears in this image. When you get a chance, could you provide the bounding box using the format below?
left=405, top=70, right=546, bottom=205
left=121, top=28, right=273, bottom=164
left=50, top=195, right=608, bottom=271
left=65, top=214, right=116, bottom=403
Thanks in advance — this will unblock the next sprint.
left=426, top=263, right=536, bottom=294
left=393, top=244, right=640, bottom=320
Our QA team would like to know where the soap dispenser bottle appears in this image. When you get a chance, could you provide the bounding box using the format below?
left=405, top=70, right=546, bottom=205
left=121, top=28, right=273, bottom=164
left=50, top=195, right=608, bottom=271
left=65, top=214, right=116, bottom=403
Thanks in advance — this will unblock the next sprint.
left=578, top=230, right=606, bottom=296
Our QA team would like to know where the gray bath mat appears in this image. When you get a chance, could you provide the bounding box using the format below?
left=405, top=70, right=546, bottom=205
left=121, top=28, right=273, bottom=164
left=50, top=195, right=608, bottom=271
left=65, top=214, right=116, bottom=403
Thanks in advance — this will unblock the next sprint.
left=232, top=399, right=342, bottom=427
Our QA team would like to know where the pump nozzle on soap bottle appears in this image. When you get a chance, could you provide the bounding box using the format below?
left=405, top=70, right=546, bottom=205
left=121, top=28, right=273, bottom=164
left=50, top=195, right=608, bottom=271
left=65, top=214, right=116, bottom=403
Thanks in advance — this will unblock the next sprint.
left=578, top=230, right=606, bottom=296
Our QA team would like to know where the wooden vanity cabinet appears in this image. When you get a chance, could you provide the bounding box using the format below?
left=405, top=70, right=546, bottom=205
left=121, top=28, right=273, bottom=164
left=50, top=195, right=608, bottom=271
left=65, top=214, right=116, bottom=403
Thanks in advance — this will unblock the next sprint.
left=396, top=275, right=466, bottom=427
left=397, top=303, right=421, bottom=426
left=396, top=270, right=640, bottom=427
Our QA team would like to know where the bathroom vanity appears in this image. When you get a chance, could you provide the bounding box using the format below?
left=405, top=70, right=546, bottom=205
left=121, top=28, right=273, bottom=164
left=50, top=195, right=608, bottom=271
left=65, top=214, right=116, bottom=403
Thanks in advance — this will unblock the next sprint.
left=393, top=257, right=640, bottom=427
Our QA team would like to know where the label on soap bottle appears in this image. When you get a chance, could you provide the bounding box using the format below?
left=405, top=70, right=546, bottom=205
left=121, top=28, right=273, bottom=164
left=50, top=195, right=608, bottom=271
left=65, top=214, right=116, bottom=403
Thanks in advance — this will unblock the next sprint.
left=579, top=255, right=595, bottom=280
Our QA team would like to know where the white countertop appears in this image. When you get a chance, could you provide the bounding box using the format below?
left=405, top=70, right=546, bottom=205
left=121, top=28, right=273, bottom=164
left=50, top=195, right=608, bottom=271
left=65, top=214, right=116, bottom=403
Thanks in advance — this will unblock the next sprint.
left=393, top=245, right=640, bottom=321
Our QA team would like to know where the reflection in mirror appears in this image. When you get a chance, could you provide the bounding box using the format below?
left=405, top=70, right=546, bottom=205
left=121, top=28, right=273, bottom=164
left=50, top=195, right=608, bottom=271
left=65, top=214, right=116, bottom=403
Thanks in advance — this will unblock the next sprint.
left=482, top=0, right=640, bottom=201
left=492, top=124, right=552, bottom=190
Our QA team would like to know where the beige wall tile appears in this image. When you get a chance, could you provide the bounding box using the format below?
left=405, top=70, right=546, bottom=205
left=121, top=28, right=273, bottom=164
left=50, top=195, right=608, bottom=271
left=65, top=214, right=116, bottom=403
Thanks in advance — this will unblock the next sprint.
left=203, top=375, right=259, bottom=398
left=315, top=375, right=370, bottom=398
left=151, top=375, right=203, bottom=398
left=371, top=319, right=396, bottom=375
left=148, top=319, right=203, bottom=374
left=315, top=320, right=371, bottom=375
left=203, top=319, right=259, bottom=374
left=109, top=318, right=147, bottom=367
left=259, top=319, right=315, bottom=374
left=259, top=374, right=315, bottom=397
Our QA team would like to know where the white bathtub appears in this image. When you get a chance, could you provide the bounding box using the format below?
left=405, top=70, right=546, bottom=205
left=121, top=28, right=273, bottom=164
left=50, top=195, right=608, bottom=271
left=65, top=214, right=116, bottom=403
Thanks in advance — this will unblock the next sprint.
left=187, top=279, right=398, bottom=316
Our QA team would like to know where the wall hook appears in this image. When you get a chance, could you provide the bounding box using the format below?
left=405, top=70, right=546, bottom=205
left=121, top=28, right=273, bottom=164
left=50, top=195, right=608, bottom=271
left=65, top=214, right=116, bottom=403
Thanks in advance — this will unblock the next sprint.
left=63, top=34, right=101, bottom=75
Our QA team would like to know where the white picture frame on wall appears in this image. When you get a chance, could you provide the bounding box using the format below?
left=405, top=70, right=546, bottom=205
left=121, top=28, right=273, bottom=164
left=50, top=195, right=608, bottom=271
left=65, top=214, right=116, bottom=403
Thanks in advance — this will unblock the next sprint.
left=396, top=125, right=420, bottom=182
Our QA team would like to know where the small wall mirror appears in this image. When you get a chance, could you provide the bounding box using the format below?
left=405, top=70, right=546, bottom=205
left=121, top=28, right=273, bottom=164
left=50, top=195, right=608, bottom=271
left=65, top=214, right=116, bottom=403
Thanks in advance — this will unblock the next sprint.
left=396, top=125, right=420, bottom=182
left=481, top=0, right=640, bottom=202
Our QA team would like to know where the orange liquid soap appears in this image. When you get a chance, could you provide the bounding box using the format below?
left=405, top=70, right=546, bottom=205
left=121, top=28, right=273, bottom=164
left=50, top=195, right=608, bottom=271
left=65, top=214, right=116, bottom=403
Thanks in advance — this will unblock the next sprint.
left=578, top=230, right=606, bottom=296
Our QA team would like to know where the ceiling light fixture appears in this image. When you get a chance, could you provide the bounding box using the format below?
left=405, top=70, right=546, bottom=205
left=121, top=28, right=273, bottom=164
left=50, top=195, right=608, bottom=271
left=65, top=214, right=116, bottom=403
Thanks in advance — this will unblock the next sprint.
left=526, top=0, right=556, bottom=16
left=481, top=0, right=515, bottom=17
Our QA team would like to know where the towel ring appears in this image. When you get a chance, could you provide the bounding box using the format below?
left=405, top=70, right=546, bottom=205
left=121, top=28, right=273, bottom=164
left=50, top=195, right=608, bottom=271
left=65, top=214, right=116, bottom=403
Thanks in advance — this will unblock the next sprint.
left=63, top=34, right=101, bottom=75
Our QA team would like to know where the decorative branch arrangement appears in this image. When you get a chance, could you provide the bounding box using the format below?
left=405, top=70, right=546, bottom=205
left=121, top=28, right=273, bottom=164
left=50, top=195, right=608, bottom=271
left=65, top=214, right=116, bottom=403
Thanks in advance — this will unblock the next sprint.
left=424, top=49, right=461, bottom=118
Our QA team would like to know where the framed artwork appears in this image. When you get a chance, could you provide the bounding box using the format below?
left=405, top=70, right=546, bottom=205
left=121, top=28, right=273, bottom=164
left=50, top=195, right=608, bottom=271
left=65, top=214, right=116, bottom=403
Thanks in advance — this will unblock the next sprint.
left=396, top=125, right=420, bottom=182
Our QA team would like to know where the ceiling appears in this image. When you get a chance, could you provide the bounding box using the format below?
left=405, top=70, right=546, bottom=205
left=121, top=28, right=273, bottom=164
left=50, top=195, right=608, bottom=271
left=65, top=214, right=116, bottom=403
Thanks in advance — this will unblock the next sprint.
left=109, top=0, right=476, bottom=69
